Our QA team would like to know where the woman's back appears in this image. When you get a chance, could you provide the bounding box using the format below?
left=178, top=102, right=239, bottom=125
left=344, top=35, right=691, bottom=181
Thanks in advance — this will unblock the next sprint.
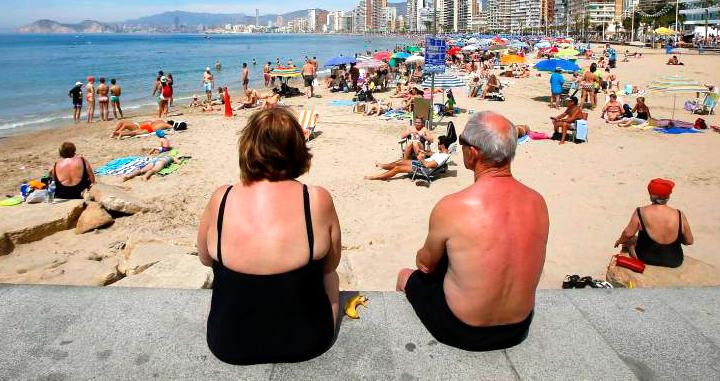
left=636, top=205, right=684, bottom=267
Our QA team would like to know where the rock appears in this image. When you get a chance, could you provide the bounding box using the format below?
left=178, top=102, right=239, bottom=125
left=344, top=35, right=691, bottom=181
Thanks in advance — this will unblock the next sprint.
left=88, top=183, right=149, bottom=215
left=118, top=240, right=195, bottom=276
left=111, top=254, right=212, bottom=289
left=0, top=200, right=85, bottom=255
left=75, top=202, right=113, bottom=234
left=606, top=255, right=720, bottom=288
left=38, top=258, right=121, bottom=286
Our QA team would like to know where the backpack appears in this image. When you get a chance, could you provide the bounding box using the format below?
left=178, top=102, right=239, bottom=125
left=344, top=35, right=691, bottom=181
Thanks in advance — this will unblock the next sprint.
left=694, top=118, right=707, bottom=130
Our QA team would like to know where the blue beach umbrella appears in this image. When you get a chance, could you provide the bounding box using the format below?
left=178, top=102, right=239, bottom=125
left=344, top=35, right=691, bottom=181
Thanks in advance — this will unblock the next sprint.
left=392, top=52, right=411, bottom=60
left=534, top=59, right=580, bottom=73
left=324, top=56, right=357, bottom=67
left=534, top=41, right=551, bottom=49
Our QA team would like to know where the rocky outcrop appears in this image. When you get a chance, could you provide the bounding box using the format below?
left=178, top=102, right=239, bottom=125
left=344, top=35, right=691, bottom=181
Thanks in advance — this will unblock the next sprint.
left=17, top=19, right=116, bottom=34
left=88, top=183, right=151, bottom=215
left=606, top=255, right=720, bottom=287
left=118, top=240, right=195, bottom=276
left=38, top=258, right=121, bottom=286
left=75, top=202, right=113, bottom=234
left=0, top=200, right=85, bottom=255
left=111, top=254, right=212, bottom=289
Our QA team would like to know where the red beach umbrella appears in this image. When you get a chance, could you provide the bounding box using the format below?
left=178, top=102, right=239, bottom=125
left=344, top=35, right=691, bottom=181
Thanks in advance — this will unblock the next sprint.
left=447, top=46, right=461, bottom=56
left=373, top=51, right=392, bottom=61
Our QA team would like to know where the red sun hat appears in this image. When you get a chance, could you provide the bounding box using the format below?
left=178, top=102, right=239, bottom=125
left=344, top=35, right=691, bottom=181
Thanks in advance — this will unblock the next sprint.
left=647, top=178, right=675, bottom=198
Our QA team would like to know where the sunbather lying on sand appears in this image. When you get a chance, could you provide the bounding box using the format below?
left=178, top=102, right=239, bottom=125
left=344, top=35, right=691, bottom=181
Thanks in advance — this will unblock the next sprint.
left=237, top=89, right=261, bottom=110
left=122, top=153, right=180, bottom=182
left=112, top=119, right=173, bottom=138
left=365, top=140, right=450, bottom=181
left=365, top=100, right=392, bottom=116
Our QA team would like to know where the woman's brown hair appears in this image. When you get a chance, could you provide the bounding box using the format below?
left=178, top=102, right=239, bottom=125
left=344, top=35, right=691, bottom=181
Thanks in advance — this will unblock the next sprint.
left=59, top=142, right=76, bottom=158
left=238, top=107, right=312, bottom=184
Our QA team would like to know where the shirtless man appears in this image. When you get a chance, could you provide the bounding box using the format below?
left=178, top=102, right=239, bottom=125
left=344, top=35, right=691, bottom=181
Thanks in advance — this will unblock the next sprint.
left=263, top=62, right=271, bottom=87
left=111, top=119, right=173, bottom=138
left=551, top=96, right=584, bottom=144
left=302, top=59, right=316, bottom=99
left=396, top=112, right=548, bottom=351
left=109, top=79, right=123, bottom=120
left=85, top=76, right=96, bottom=123
left=203, top=68, right=215, bottom=103
left=242, top=63, right=250, bottom=92
left=481, top=73, right=500, bottom=99
left=261, top=93, right=281, bottom=110
left=237, top=89, right=261, bottom=109
left=97, top=78, right=110, bottom=121
left=365, top=140, right=450, bottom=181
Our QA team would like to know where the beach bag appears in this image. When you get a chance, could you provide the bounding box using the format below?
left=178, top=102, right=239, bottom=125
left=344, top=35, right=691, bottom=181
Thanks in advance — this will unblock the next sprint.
left=574, top=119, right=588, bottom=141
left=685, top=100, right=699, bottom=112
left=615, top=255, right=645, bottom=273
left=694, top=118, right=708, bottom=130
left=26, top=190, right=48, bottom=204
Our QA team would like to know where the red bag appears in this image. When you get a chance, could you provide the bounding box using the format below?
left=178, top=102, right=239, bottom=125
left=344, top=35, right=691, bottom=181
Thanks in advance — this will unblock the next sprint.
left=615, top=255, right=646, bottom=273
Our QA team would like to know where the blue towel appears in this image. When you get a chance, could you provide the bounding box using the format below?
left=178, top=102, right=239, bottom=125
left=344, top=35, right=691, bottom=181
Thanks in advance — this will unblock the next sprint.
left=95, top=156, right=150, bottom=176
left=329, top=100, right=355, bottom=107
left=653, top=128, right=702, bottom=135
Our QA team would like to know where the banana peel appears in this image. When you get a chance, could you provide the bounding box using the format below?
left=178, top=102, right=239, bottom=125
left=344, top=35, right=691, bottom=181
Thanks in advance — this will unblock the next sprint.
left=344, top=295, right=369, bottom=319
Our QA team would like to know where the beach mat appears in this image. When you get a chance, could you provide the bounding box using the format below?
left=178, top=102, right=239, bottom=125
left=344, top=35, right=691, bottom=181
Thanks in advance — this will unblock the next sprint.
left=329, top=100, right=355, bottom=107
left=158, top=158, right=188, bottom=176
left=95, top=156, right=149, bottom=176
left=653, top=128, right=702, bottom=135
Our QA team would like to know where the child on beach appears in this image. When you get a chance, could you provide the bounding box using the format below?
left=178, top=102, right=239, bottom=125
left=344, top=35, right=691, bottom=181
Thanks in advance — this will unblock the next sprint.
left=147, top=129, right=171, bottom=154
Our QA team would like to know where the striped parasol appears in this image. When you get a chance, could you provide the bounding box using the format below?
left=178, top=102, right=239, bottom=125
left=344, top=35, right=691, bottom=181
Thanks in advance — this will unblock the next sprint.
left=270, top=67, right=301, bottom=78
left=647, top=76, right=709, bottom=118
left=420, top=73, right=465, bottom=89
left=356, top=59, right=387, bottom=69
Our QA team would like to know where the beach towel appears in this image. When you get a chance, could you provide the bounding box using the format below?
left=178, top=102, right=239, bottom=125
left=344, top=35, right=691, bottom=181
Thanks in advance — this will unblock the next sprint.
left=158, top=160, right=185, bottom=176
left=653, top=128, right=702, bottom=135
left=517, top=135, right=531, bottom=145
left=527, top=131, right=549, bottom=140
left=329, top=100, right=356, bottom=107
left=95, top=156, right=149, bottom=176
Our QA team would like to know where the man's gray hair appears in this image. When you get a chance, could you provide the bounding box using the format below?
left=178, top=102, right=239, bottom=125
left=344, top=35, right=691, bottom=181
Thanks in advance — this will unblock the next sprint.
left=460, top=111, right=517, bottom=166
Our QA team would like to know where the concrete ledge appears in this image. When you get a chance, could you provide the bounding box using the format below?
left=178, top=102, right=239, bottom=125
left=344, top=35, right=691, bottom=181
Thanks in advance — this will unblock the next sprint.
left=0, top=285, right=719, bottom=380
left=0, top=200, right=85, bottom=255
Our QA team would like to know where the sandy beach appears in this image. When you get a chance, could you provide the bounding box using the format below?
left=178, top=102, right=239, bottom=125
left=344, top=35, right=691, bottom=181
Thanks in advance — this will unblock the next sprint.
left=1, top=46, right=719, bottom=290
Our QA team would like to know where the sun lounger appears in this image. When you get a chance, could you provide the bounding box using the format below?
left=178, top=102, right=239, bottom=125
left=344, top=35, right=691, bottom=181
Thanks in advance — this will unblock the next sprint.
left=297, top=106, right=319, bottom=140
left=410, top=154, right=453, bottom=186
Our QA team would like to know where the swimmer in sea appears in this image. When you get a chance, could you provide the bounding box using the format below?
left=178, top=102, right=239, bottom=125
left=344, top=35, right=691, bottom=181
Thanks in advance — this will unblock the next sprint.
left=97, top=77, right=110, bottom=122
left=86, top=76, right=96, bottom=123
left=110, top=78, right=123, bottom=120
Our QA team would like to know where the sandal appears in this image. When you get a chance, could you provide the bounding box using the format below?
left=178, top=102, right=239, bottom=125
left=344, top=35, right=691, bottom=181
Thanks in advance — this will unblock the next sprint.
left=577, top=276, right=594, bottom=288
left=562, top=275, right=580, bottom=289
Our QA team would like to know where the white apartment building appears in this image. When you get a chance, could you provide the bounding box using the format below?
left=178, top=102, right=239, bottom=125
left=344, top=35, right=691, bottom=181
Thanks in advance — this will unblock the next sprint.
left=679, top=0, right=719, bottom=34
left=486, top=0, right=512, bottom=31
left=380, top=7, right=398, bottom=32
left=326, top=11, right=345, bottom=32
left=511, top=0, right=542, bottom=32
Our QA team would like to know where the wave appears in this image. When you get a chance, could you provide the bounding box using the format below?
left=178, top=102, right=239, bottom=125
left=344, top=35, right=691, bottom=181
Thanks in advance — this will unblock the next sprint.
left=0, top=115, right=71, bottom=131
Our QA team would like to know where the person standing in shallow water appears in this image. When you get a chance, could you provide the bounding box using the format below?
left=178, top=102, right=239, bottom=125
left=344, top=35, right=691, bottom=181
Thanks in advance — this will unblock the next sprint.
left=68, top=81, right=83, bottom=123
left=85, top=77, right=96, bottom=123
left=198, top=107, right=341, bottom=365
left=109, top=79, right=123, bottom=120
left=96, top=78, right=110, bottom=121
left=397, top=111, right=549, bottom=352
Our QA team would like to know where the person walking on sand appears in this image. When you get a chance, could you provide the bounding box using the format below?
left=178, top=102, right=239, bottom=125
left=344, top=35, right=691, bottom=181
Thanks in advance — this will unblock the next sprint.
left=302, top=59, right=316, bottom=98
left=109, top=79, right=123, bottom=120
left=152, top=71, right=163, bottom=101
left=68, top=81, right=83, bottom=123
left=85, top=76, right=96, bottom=123
left=549, top=67, right=565, bottom=109
left=396, top=111, right=548, bottom=352
left=203, top=67, right=215, bottom=103
left=97, top=77, right=110, bottom=121
left=158, top=76, right=172, bottom=118
left=242, top=62, right=250, bottom=92
left=263, top=62, right=271, bottom=87
left=166, top=73, right=175, bottom=108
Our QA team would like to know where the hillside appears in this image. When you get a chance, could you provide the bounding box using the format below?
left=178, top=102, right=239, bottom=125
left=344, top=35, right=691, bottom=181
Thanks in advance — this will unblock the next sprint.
left=17, top=19, right=116, bottom=33
left=123, top=9, right=327, bottom=28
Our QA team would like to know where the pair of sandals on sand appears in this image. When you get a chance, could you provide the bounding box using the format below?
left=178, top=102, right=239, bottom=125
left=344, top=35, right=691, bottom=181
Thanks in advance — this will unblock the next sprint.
left=562, top=275, right=614, bottom=289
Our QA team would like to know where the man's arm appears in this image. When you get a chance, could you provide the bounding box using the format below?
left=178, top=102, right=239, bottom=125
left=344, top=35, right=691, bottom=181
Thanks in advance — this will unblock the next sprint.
left=416, top=199, right=450, bottom=274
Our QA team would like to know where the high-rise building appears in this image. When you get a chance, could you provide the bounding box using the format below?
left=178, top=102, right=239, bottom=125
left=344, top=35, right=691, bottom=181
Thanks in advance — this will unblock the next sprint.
left=679, top=0, right=719, bottom=33
left=256, top=9, right=260, bottom=27
left=276, top=15, right=285, bottom=28
left=487, top=0, right=512, bottom=31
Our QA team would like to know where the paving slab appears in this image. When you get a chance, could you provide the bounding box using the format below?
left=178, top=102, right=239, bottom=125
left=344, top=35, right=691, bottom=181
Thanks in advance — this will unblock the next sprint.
left=0, top=285, right=719, bottom=380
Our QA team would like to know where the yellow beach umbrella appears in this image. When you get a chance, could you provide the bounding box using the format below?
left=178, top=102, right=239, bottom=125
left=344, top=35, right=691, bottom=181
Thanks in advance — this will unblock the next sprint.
left=556, top=48, right=579, bottom=58
left=654, top=27, right=678, bottom=36
left=500, top=54, right=526, bottom=65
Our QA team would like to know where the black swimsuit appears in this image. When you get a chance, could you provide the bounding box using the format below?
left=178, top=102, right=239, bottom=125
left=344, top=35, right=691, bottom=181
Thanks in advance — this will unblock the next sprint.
left=636, top=207, right=684, bottom=268
left=206, top=185, right=334, bottom=365
left=405, top=256, right=533, bottom=352
left=52, top=158, right=91, bottom=199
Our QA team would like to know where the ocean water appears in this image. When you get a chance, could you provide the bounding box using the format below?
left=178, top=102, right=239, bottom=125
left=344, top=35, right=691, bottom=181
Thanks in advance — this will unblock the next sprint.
left=0, top=33, right=411, bottom=135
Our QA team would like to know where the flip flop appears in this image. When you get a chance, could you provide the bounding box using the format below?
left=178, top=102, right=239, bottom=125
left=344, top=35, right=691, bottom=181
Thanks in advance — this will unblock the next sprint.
left=562, top=275, right=580, bottom=289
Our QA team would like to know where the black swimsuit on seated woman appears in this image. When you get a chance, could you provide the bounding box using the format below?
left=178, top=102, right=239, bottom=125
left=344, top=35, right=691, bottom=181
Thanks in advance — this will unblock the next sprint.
left=635, top=207, right=685, bottom=268
left=200, top=107, right=340, bottom=365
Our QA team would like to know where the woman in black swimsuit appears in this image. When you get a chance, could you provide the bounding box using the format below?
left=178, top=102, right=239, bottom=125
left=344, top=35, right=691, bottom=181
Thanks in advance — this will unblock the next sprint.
left=614, top=178, right=694, bottom=268
left=197, top=108, right=341, bottom=365
left=50, top=142, right=95, bottom=199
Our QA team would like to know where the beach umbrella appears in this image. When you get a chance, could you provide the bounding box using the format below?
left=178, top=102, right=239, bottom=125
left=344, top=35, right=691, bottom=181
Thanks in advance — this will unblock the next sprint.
left=373, top=51, right=392, bottom=61
left=500, top=54, right=526, bottom=65
left=406, top=55, right=425, bottom=64
left=407, top=46, right=421, bottom=53
left=534, top=41, right=551, bottom=49
left=270, top=67, right=301, bottom=77
left=556, top=48, right=579, bottom=58
left=558, top=42, right=572, bottom=48
left=392, top=52, right=411, bottom=60
left=461, top=44, right=479, bottom=51
left=356, top=59, right=387, bottom=69
left=534, top=59, right=580, bottom=72
left=648, top=76, right=709, bottom=118
left=324, top=56, right=357, bottom=67
left=654, top=27, right=677, bottom=36
left=488, top=45, right=507, bottom=51
left=420, top=73, right=465, bottom=89
left=447, top=46, right=461, bottom=56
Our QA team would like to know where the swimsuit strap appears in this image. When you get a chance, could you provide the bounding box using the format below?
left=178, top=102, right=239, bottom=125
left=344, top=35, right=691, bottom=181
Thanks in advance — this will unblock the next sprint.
left=216, top=186, right=234, bottom=267
left=636, top=207, right=646, bottom=231
left=677, top=210, right=683, bottom=238
left=302, top=184, right=314, bottom=263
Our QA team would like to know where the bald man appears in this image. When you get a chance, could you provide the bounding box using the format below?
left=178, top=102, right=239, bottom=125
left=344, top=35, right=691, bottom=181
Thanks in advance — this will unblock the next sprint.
left=396, top=111, right=549, bottom=351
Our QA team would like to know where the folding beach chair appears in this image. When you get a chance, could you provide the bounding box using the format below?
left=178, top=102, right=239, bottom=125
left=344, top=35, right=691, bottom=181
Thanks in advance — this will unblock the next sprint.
left=410, top=154, right=452, bottom=186
left=297, top=106, right=319, bottom=141
left=412, top=98, right=432, bottom=128
left=694, top=93, right=719, bottom=115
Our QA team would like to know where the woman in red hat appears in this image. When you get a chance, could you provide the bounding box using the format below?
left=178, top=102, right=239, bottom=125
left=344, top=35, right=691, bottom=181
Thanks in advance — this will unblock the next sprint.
left=613, top=178, right=694, bottom=268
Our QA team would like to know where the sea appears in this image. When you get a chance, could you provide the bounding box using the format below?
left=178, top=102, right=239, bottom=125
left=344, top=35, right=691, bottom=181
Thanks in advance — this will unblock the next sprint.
left=0, top=33, right=412, bottom=136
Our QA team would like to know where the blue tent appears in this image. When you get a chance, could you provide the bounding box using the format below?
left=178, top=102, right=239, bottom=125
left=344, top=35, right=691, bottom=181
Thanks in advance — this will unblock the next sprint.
left=324, top=56, right=357, bottom=67
left=534, top=59, right=580, bottom=73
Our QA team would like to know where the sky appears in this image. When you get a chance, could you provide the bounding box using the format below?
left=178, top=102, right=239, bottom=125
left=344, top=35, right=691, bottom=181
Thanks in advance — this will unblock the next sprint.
left=0, top=0, right=365, bottom=28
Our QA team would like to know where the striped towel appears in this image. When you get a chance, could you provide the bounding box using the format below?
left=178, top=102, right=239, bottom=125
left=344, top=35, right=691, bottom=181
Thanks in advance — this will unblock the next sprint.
left=297, top=107, right=318, bottom=132
left=95, top=156, right=150, bottom=176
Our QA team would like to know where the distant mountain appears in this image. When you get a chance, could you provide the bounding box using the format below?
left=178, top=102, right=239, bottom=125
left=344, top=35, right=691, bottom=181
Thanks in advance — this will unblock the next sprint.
left=123, top=9, right=327, bottom=28
left=388, top=2, right=407, bottom=18
left=18, top=19, right=116, bottom=33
